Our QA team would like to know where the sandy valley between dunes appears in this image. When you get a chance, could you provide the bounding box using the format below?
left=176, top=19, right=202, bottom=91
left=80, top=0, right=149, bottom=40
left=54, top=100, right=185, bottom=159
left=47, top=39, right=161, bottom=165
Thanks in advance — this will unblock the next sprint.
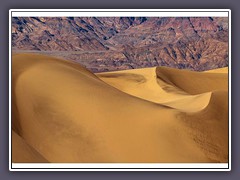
left=12, top=53, right=228, bottom=163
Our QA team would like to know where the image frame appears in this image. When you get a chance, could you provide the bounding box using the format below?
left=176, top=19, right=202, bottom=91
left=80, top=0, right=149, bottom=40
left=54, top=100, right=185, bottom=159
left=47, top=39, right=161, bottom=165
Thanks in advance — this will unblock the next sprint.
left=9, top=9, right=231, bottom=171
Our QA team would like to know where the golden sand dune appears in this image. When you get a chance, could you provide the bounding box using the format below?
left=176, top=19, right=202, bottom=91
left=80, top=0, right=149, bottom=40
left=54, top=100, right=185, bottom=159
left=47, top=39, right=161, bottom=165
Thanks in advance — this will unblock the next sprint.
left=205, top=67, right=228, bottom=73
left=12, top=131, right=48, bottom=163
left=155, top=66, right=228, bottom=94
left=97, top=67, right=227, bottom=112
left=12, top=53, right=228, bottom=163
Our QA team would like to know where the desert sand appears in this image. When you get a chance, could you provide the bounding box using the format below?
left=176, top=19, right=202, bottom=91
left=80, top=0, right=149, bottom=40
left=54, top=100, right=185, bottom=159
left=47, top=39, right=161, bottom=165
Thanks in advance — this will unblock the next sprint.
left=12, top=53, right=228, bottom=163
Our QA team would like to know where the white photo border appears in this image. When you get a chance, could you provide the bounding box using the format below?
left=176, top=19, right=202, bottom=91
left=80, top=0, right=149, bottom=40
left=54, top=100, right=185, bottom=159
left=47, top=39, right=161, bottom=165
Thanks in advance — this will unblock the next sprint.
left=9, top=9, right=231, bottom=171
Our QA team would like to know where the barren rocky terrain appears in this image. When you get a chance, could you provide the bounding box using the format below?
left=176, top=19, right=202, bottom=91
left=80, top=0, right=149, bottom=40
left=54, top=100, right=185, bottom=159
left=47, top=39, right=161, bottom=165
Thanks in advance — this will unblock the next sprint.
left=12, top=17, right=228, bottom=72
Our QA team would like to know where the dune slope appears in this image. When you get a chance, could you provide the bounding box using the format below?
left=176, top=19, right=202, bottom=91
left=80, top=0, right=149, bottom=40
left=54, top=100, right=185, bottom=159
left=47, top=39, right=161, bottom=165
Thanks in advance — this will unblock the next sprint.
left=155, top=66, right=228, bottom=94
left=12, top=53, right=228, bottom=163
left=12, top=131, right=48, bottom=163
left=98, top=66, right=229, bottom=162
left=97, top=67, right=227, bottom=112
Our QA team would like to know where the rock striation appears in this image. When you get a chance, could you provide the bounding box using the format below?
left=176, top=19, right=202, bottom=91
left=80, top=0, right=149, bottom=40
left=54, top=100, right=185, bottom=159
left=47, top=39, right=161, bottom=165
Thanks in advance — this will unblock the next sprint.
left=12, top=17, right=228, bottom=72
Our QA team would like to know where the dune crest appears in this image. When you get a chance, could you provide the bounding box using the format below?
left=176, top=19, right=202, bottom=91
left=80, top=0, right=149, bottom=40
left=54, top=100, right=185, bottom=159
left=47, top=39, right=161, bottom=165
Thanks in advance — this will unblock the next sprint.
left=12, top=54, right=228, bottom=163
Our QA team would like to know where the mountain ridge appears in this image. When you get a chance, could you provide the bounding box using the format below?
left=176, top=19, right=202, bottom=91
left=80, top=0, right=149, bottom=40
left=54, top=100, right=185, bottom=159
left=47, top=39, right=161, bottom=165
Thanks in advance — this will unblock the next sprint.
left=12, top=17, right=228, bottom=72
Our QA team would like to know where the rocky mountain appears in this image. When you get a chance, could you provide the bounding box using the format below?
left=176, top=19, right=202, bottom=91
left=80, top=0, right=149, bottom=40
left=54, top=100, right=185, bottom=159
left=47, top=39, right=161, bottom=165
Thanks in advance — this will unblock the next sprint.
left=12, top=17, right=228, bottom=72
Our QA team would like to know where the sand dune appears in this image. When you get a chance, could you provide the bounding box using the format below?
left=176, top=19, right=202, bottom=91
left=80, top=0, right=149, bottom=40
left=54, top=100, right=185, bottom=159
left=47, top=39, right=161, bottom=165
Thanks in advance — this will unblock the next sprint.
left=97, top=67, right=227, bottom=112
left=12, top=131, right=48, bottom=163
left=155, top=66, right=228, bottom=94
left=12, top=53, right=228, bottom=163
left=205, top=67, right=228, bottom=73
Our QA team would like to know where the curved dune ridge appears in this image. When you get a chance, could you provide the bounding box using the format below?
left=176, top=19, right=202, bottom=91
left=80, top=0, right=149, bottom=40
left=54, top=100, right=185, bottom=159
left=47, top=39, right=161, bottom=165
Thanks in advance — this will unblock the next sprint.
left=12, top=53, right=228, bottom=163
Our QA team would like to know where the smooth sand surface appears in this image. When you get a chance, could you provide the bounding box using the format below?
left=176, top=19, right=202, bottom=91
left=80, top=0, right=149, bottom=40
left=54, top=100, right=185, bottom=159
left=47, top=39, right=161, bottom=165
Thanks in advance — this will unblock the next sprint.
left=12, top=53, right=228, bottom=163
left=12, top=131, right=48, bottom=163
left=205, top=67, right=228, bottom=73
